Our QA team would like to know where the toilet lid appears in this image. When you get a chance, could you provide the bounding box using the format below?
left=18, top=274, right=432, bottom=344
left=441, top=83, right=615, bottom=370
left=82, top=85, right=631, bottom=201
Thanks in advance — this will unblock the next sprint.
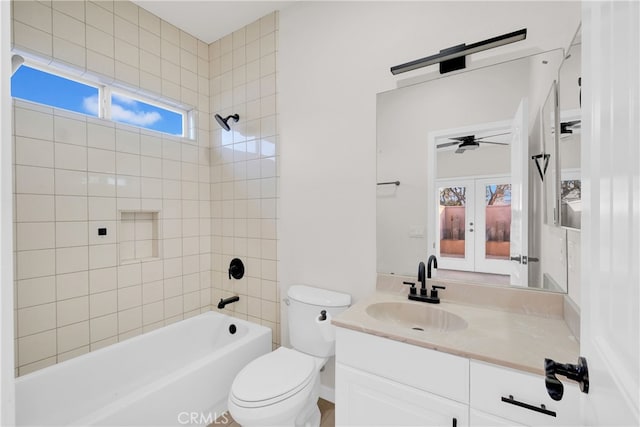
left=230, top=347, right=315, bottom=407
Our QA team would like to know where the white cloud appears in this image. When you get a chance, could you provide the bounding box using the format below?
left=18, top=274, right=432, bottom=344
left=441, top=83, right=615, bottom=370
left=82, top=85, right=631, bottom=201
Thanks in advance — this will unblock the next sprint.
left=112, top=93, right=137, bottom=106
left=83, top=95, right=99, bottom=116
left=111, top=104, right=161, bottom=126
left=82, top=95, right=162, bottom=127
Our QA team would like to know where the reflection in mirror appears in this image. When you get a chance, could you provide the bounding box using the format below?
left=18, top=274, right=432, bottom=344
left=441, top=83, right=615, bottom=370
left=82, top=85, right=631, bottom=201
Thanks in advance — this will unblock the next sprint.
left=558, top=28, right=582, bottom=229
left=542, top=81, right=560, bottom=226
left=377, top=49, right=567, bottom=291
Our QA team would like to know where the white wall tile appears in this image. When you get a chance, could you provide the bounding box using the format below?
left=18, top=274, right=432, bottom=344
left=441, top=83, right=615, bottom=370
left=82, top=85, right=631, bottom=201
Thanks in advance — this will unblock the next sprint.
left=16, top=222, right=55, bottom=251
left=57, top=322, right=90, bottom=353
left=54, top=116, right=87, bottom=146
left=89, top=244, right=117, bottom=269
left=88, top=173, right=117, bottom=197
left=13, top=0, right=52, bottom=32
left=90, top=313, right=118, bottom=342
left=56, top=196, right=88, bottom=221
left=89, top=290, right=117, bottom=318
left=88, top=197, right=116, bottom=221
left=17, top=276, right=56, bottom=309
left=57, top=271, right=89, bottom=300
left=55, top=170, right=87, bottom=196
left=56, top=246, right=89, bottom=274
left=16, top=166, right=54, bottom=195
left=138, top=8, right=160, bottom=35
left=53, top=10, right=85, bottom=45
left=115, top=152, right=140, bottom=176
left=56, top=222, right=88, bottom=248
left=17, top=304, right=56, bottom=337
left=86, top=2, right=114, bottom=35
left=87, top=26, right=115, bottom=57
left=16, top=195, right=55, bottom=223
left=15, top=137, right=54, bottom=168
left=17, top=250, right=56, bottom=280
left=118, top=306, right=142, bottom=333
left=17, top=330, right=57, bottom=366
left=55, top=143, right=87, bottom=171
left=57, top=296, right=89, bottom=327
left=115, top=16, right=138, bottom=45
left=115, top=175, right=140, bottom=198
left=88, top=123, right=116, bottom=150
left=13, top=21, right=53, bottom=57
left=89, top=267, right=117, bottom=294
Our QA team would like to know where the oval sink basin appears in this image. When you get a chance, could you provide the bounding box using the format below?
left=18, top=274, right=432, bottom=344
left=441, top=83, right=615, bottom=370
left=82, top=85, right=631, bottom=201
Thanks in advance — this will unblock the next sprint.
left=365, top=302, right=468, bottom=332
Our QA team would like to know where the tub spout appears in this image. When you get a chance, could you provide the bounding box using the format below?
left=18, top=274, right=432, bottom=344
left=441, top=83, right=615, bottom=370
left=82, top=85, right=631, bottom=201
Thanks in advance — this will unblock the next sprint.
left=218, top=296, right=240, bottom=309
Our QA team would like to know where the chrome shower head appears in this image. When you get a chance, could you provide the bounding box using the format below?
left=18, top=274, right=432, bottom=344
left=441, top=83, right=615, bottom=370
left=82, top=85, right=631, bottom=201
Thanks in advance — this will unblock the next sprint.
left=215, top=113, right=239, bottom=131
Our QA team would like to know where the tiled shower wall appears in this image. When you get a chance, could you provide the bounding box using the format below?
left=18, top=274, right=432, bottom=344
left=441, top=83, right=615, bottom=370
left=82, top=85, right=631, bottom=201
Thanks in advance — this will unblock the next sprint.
left=209, top=13, right=280, bottom=348
left=11, top=0, right=213, bottom=375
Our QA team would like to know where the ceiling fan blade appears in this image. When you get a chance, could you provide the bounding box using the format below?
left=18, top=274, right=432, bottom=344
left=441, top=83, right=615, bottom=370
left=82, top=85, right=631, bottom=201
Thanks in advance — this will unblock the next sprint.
left=478, top=140, right=509, bottom=145
left=475, top=132, right=510, bottom=140
left=437, top=141, right=460, bottom=148
left=450, top=135, right=474, bottom=142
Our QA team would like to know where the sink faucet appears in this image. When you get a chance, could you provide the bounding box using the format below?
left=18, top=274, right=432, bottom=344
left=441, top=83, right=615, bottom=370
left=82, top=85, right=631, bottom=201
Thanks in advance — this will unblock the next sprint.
left=427, top=255, right=438, bottom=279
left=418, top=262, right=426, bottom=292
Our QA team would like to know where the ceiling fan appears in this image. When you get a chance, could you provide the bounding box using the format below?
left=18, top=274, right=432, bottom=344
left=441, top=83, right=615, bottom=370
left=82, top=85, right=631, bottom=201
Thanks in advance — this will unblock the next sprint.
left=436, top=132, right=510, bottom=154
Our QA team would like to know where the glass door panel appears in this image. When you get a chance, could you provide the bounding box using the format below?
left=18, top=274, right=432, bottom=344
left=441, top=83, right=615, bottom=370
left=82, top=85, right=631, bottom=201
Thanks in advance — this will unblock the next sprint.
left=436, top=180, right=474, bottom=271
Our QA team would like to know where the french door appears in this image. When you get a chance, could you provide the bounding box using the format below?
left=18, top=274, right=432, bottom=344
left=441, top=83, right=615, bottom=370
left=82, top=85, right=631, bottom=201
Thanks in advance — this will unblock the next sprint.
left=436, top=177, right=512, bottom=275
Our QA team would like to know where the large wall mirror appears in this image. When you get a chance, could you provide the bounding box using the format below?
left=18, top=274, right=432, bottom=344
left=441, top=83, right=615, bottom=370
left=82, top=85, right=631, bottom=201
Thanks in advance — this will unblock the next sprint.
left=377, top=39, right=580, bottom=293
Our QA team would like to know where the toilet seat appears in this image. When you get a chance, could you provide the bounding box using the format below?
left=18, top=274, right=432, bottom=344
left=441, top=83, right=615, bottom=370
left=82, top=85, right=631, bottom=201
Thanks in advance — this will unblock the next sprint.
left=230, top=347, right=316, bottom=408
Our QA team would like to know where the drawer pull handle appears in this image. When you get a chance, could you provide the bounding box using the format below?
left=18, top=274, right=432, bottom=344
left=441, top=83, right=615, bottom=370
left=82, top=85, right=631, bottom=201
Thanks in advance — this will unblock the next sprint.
left=452, top=418, right=457, bottom=427
left=501, top=395, right=557, bottom=417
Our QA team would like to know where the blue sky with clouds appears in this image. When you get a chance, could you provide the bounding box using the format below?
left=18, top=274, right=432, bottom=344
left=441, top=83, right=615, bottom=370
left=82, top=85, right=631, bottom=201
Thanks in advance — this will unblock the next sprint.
left=12, top=66, right=183, bottom=136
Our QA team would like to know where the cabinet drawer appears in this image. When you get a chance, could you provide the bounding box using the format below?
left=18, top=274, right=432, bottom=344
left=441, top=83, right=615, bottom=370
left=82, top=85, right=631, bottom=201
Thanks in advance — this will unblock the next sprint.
left=336, top=327, right=469, bottom=403
left=470, top=361, right=581, bottom=426
left=336, top=363, right=468, bottom=427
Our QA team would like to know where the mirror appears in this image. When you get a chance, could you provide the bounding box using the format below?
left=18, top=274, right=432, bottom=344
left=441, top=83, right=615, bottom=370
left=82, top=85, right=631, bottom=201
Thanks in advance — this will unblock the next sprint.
left=558, top=28, right=582, bottom=230
left=377, top=49, right=569, bottom=290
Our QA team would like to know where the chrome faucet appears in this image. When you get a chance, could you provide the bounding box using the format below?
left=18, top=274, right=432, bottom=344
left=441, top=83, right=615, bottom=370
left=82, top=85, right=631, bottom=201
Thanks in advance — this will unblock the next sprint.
left=427, top=255, right=438, bottom=279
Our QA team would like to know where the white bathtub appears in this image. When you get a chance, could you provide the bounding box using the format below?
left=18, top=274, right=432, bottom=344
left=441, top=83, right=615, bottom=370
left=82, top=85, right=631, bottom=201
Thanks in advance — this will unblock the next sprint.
left=15, top=311, right=272, bottom=426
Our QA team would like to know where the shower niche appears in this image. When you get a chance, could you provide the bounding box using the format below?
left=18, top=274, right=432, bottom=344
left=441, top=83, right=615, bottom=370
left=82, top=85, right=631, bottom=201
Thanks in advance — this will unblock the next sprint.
left=119, top=211, right=160, bottom=263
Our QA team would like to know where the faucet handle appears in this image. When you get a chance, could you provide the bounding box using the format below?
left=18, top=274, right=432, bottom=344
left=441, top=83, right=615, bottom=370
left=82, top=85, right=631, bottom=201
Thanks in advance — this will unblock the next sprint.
left=430, top=284, right=446, bottom=299
left=403, top=281, right=417, bottom=295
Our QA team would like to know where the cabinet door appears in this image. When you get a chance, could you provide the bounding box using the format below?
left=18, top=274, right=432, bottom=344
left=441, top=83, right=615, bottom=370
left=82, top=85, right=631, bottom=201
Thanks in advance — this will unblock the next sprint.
left=336, top=363, right=468, bottom=427
left=469, top=408, right=525, bottom=426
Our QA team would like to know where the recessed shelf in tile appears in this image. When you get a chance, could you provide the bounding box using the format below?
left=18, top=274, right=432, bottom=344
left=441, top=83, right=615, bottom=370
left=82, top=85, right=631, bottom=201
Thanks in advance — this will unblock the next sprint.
left=119, top=211, right=159, bottom=263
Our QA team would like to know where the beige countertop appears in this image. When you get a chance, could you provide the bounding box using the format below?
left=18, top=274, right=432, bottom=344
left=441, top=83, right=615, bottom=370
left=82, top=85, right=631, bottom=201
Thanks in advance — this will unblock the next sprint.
left=332, top=289, right=580, bottom=376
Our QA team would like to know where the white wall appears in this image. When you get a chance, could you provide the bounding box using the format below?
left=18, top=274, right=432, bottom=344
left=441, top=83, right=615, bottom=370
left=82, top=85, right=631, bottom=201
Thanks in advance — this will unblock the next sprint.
left=278, top=1, right=580, bottom=391
left=279, top=1, right=580, bottom=302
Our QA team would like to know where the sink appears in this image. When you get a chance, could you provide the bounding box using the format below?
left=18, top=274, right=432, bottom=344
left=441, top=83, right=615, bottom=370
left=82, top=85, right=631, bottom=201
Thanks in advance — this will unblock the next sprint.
left=365, top=302, right=468, bottom=332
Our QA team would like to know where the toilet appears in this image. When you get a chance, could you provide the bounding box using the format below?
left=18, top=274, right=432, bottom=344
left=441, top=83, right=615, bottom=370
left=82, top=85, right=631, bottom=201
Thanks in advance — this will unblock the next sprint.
left=228, top=285, right=351, bottom=427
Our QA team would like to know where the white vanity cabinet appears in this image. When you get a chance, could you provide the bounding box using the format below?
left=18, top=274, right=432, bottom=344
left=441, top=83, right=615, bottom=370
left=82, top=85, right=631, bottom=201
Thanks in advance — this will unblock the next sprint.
left=469, top=361, right=581, bottom=426
left=335, top=327, right=581, bottom=427
left=335, top=327, right=469, bottom=426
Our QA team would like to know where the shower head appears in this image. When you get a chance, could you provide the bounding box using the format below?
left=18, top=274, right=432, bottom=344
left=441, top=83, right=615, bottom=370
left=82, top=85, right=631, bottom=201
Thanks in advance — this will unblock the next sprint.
left=215, top=113, right=239, bottom=131
left=11, top=55, right=24, bottom=76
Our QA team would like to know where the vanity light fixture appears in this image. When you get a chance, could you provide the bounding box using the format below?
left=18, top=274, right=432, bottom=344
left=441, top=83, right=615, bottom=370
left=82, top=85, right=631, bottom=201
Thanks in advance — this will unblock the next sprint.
left=390, top=28, right=527, bottom=75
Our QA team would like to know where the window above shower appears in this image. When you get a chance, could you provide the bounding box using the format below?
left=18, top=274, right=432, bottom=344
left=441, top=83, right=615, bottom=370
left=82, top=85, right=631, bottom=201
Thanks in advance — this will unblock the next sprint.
left=11, top=63, right=190, bottom=138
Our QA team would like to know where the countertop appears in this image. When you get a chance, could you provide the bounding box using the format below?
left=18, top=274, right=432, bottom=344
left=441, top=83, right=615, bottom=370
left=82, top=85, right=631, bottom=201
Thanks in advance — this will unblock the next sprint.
left=332, top=290, right=580, bottom=376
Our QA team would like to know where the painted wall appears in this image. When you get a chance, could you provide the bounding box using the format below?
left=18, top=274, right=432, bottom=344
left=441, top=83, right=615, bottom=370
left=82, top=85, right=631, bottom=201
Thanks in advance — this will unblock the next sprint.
left=278, top=1, right=581, bottom=391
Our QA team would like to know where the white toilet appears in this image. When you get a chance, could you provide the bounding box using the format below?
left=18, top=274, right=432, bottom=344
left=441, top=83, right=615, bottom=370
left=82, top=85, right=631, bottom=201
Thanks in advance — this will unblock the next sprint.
left=228, top=285, right=351, bottom=427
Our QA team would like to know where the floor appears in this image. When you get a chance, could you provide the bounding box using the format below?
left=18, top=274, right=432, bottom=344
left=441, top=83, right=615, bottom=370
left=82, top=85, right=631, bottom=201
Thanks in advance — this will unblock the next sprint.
left=213, top=398, right=335, bottom=426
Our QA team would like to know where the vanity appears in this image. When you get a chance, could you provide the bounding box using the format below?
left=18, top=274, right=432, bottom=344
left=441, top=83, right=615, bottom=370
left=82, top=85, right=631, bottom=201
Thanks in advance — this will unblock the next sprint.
left=333, top=279, right=581, bottom=426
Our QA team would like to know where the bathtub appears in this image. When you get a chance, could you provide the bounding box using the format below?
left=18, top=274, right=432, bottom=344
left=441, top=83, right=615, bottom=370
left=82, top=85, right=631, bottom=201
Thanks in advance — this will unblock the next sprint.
left=15, top=311, right=272, bottom=426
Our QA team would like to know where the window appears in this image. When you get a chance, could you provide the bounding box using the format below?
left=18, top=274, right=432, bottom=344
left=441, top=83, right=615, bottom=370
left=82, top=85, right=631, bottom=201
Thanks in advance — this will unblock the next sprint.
left=11, top=63, right=187, bottom=137
left=110, top=92, right=184, bottom=136
left=11, top=65, right=99, bottom=117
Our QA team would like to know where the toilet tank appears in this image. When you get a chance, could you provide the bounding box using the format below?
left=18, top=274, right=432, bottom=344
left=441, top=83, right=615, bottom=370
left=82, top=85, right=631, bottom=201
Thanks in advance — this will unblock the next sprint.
left=287, top=285, right=351, bottom=358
